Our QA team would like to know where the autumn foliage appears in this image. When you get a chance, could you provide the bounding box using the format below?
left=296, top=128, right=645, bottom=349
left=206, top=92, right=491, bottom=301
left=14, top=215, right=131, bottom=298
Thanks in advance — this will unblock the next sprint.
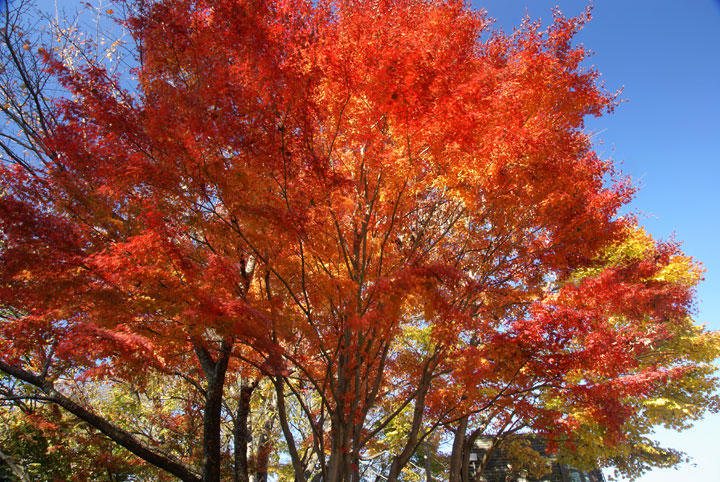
left=0, top=0, right=717, bottom=480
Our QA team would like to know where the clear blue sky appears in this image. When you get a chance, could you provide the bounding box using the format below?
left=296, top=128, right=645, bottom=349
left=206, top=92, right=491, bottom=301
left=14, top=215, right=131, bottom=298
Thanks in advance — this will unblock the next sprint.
left=475, top=1, right=720, bottom=481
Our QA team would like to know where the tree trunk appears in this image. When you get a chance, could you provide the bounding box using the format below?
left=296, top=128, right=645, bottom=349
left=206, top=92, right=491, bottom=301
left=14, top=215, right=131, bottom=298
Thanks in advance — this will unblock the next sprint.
left=385, top=379, right=431, bottom=482
left=234, top=381, right=255, bottom=482
left=326, top=416, right=344, bottom=482
left=423, top=441, right=434, bottom=482
left=253, top=423, right=272, bottom=482
left=449, top=416, right=468, bottom=482
left=196, top=341, right=231, bottom=482
left=201, top=372, right=226, bottom=481
left=275, top=377, right=307, bottom=482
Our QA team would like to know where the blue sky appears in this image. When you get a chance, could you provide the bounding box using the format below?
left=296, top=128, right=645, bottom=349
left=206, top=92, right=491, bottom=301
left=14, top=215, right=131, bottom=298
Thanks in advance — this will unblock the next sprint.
left=474, top=1, right=720, bottom=480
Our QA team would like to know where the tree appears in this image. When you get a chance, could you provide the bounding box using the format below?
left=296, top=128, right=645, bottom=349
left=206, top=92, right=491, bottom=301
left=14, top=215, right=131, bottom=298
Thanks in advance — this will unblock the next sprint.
left=0, top=375, right=156, bottom=481
left=454, top=227, right=720, bottom=481
left=0, top=0, right=717, bottom=481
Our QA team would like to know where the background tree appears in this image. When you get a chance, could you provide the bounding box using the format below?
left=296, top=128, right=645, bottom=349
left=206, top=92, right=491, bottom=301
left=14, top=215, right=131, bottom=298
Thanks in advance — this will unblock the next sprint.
left=452, top=227, right=720, bottom=481
left=0, top=0, right=717, bottom=481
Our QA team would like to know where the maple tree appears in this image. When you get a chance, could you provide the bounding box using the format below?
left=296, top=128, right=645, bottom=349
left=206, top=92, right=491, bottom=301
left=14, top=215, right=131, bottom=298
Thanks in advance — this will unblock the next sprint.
left=0, top=0, right=718, bottom=481
left=448, top=227, right=720, bottom=481
left=0, top=383, right=152, bottom=481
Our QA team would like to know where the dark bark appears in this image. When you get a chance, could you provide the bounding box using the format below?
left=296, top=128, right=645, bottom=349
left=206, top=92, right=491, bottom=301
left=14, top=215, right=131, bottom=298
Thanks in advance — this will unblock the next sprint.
left=423, top=441, right=434, bottom=482
left=449, top=416, right=468, bottom=482
left=385, top=352, right=440, bottom=482
left=253, top=422, right=272, bottom=482
left=274, top=377, right=307, bottom=482
left=234, top=379, right=272, bottom=482
left=326, top=414, right=343, bottom=482
left=0, top=360, right=200, bottom=482
left=234, top=381, right=256, bottom=482
left=385, top=378, right=432, bottom=482
left=195, top=340, right=232, bottom=482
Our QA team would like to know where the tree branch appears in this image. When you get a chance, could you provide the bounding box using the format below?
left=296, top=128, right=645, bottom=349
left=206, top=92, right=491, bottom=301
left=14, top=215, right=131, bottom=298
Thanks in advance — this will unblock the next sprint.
left=0, top=360, right=201, bottom=482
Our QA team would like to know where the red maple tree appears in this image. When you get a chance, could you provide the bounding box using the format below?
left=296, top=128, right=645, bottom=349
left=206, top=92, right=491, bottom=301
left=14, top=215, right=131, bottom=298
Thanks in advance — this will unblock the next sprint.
left=0, top=0, right=716, bottom=480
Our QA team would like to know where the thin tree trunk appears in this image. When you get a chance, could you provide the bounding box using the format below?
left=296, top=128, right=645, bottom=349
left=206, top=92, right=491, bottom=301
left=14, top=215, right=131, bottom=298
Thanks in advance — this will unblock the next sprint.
left=254, top=421, right=272, bottom=482
left=449, top=416, right=468, bottom=482
left=275, top=376, right=307, bottom=482
left=195, top=341, right=231, bottom=482
left=423, top=441, right=434, bottom=482
left=327, top=328, right=350, bottom=482
left=234, top=381, right=256, bottom=482
left=385, top=378, right=432, bottom=482
left=471, top=438, right=500, bottom=482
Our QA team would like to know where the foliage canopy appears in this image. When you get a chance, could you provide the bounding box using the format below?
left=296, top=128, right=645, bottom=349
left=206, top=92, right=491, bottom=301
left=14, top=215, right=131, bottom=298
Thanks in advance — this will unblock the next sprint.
left=0, top=0, right=717, bottom=480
